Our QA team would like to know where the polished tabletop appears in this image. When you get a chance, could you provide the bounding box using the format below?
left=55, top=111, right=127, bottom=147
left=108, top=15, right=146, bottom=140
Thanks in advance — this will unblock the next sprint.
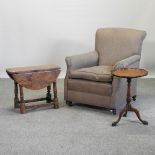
left=112, top=68, right=148, bottom=78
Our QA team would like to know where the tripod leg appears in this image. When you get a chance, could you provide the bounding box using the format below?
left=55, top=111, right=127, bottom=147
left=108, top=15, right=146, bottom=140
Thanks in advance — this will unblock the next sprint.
left=130, top=106, right=148, bottom=125
left=112, top=106, right=127, bottom=126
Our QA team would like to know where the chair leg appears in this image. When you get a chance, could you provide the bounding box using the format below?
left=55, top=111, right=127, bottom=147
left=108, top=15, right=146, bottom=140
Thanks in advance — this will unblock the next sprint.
left=66, top=101, right=73, bottom=106
left=112, top=109, right=116, bottom=115
left=132, top=95, right=136, bottom=101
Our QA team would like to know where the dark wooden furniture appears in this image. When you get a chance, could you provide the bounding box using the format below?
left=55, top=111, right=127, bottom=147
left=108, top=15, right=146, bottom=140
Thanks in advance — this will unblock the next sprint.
left=112, top=68, right=148, bottom=126
left=6, top=65, right=61, bottom=114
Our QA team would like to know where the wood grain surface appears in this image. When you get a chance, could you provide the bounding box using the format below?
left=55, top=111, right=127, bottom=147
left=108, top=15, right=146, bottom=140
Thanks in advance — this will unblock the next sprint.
left=112, top=68, right=148, bottom=78
left=12, top=70, right=60, bottom=90
left=6, top=65, right=61, bottom=90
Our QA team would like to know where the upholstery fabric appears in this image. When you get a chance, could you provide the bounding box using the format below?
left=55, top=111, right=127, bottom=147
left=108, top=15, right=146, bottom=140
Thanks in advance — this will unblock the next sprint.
left=67, top=90, right=112, bottom=108
left=70, top=65, right=113, bottom=82
left=68, top=79, right=112, bottom=96
left=114, top=55, right=141, bottom=69
left=65, top=51, right=98, bottom=71
left=95, top=28, right=146, bottom=66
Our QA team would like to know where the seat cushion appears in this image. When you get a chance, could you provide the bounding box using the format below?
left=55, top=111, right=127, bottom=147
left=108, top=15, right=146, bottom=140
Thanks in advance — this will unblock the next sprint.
left=70, top=65, right=113, bottom=82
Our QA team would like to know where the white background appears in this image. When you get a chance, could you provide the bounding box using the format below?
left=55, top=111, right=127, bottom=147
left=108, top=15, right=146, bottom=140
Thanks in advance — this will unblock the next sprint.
left=0, top=0, right=155, bottom=78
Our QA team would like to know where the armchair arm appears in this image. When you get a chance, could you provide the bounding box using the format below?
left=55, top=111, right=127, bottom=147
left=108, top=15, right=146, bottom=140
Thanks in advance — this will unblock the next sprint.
left=65, top=51, right=98, bottom=100
left=65, top=51, right=98, bottom=71
left=112, top=54, right=141, bottom=105
left=114, top=55, right=141, bottom=69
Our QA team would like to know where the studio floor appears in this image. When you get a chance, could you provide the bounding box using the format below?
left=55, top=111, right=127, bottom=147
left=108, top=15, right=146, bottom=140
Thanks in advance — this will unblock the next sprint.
left=0, top=78, right=155, bottom=155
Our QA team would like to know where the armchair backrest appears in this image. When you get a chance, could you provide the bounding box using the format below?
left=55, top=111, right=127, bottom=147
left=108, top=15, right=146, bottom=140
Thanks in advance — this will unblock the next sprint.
left=95, top=28, right=146, bottom=66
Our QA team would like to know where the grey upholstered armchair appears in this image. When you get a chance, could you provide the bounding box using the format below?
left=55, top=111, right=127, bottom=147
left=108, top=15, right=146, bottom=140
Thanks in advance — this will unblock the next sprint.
left=64, top=28, right=146, bottom=114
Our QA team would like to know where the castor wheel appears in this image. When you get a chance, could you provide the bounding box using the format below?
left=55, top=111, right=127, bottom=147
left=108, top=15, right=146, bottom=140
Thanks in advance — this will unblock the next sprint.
left=132, top=95, right=136, bottom=101
left=66, top=101, right=73, bottom=106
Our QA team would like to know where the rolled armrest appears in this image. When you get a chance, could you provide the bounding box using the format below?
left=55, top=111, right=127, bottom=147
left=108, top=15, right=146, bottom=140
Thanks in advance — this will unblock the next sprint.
left=114, top=55, right=141, bottom=69
left=65, top=51, right=98, bottom=71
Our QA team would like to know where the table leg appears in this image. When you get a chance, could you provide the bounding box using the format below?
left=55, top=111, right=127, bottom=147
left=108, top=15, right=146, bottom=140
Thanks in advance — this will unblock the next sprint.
left=14, top=82, right=19, bottom=108
left=129, top=106, right=148, bottom=125
left=19, top=85, right=26, bottom=114
left=46, top=85, right=52, bottom=103
left=112, top=106, right=127, bottom=126
left=112, top=78, right=148, bottom=126
left=53, top=82, right=59, bottom=109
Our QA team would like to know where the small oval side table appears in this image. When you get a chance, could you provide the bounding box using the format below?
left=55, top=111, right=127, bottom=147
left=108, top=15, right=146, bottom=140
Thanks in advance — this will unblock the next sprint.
left=112, top=68, right=148, bottom=126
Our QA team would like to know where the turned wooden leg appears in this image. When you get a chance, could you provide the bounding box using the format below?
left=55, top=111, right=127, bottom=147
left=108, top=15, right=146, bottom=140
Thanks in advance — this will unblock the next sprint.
left=19, top=85, right=26, bottom=114
left=14, top=82, right=19, bottom=108
left=46, top=85, right=51, bottom=103
left=53, top=82, right=59, bottom=109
